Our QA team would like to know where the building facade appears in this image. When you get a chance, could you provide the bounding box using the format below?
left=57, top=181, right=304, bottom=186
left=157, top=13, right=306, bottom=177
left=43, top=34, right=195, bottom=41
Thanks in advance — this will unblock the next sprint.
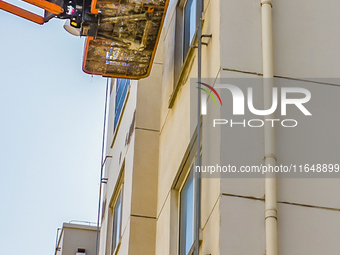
left=96, top=0, right=340, bottom=255
left=55, top=223, right=97, bottom=255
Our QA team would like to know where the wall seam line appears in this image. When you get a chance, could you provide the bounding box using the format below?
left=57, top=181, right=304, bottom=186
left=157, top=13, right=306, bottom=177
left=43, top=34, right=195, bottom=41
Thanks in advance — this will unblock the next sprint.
left=222, top=193, right=340, bottom=211
left=222, top=67, right=340, bottom=87
left=156, top=190, right=172, bottom=220
left=131, top=214, right=157, bottom=219
left=135, top=127, right=160, bottom=132
left=201, top=193, right=221, bottom=230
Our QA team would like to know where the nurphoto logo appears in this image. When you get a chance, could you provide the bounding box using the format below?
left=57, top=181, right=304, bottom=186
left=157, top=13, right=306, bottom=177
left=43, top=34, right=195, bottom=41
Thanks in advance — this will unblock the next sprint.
left=198, top=83, right=312, bottom=128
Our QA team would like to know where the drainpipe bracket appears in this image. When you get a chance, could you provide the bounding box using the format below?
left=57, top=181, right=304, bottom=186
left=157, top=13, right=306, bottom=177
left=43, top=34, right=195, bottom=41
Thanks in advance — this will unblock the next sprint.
left=260, top=1, right=273, bottom=7
left=265, top=209, right=277, bottom=220
left=193, top=42, right=208, bottom=48
left=199, top=228, right=204, bottom=242
left=201, top=34, right=212, bottom=39
left=263, top=153, right=277, bottom=161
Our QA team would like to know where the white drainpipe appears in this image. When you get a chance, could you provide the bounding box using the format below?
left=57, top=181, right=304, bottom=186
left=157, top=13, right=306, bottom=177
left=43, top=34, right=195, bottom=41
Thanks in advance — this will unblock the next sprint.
left=261, top=1, right=278, bottom=255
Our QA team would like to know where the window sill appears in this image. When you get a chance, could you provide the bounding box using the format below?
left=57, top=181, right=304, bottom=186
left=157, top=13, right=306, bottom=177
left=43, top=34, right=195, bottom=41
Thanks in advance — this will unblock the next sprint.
left=112, top=240, right=121, bottom=255
left=168, top=43, right=196, bottom=109
left=187, top=242, right=195, bottom=255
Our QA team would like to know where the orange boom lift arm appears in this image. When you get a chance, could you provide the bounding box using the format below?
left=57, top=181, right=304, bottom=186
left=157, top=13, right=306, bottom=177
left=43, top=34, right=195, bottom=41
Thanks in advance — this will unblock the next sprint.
left=0, top=0, right=170, bottom=79
left=0, top=0, right=63, bottom=25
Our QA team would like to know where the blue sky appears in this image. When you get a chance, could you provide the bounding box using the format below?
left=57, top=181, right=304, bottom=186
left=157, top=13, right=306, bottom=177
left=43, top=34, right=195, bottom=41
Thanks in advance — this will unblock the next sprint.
left=0, top=2, right=106, bottom=254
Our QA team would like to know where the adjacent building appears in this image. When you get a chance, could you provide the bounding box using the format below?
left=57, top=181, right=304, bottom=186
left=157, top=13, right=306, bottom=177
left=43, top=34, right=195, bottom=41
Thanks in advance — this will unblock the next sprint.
left=55, top=223, right=97, bottom=255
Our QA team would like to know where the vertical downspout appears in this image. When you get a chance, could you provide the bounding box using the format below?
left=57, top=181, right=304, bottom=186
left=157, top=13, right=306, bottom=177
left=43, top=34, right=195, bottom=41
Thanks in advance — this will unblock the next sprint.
left=194, top=0, right=203, bottom=254
left=261, top=1, right=278, bottom=255
left=54, top=227, right=61, bottom=255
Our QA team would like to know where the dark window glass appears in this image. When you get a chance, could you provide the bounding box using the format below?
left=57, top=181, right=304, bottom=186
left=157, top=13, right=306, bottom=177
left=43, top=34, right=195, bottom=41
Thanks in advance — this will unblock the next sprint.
left=114, top=79, right=130, bottom=130
left=179, top=169, right=194, bottom=255
left=183, top=0, right=197, bottom=59
left=112, top=190, right=122, bottom=253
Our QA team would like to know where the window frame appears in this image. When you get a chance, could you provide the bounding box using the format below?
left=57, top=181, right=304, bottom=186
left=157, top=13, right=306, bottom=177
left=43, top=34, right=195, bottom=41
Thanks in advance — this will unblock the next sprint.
left=114, top=79, right=130, bottom=132
left=171, top=0, right=201, bottom=107
left=111, top=184, right=124, bottom=255
left=174, top=0, right=199, bottom=77
left=183, top=0, right=197, bottom=60
left=110, top=79, right=131, bottom=148
left=178, top=161, right=196, bottom=255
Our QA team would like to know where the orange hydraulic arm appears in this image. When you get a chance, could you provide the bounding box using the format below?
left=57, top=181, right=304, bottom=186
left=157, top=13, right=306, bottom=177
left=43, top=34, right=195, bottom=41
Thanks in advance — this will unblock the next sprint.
left=0, top=0, right=63, bottom=25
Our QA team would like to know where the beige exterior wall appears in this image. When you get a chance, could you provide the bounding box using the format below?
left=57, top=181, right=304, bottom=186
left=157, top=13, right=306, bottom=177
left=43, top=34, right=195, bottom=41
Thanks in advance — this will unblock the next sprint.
left=97, top=0, right=340, bottom=255
left=156, top=0, right=222, bottom=254
left=217, top=0, right=340, bottom=254
left=98, top=44, right=162, bottom=255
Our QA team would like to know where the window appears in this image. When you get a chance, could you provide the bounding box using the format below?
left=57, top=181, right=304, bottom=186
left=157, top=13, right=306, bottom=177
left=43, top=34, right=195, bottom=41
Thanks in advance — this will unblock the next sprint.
left=174, top=0, right=198, bottom=87
left=114, top=79, right=130, bottom=130
left=179, top=169, right=195, bottom=255
left=183, top=0, right=197, bottom=60
left=112, top=189, right=123, bottom=253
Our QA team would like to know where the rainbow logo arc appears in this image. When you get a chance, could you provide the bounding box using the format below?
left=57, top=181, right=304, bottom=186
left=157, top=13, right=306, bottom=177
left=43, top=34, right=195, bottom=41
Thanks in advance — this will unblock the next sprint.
left=197, top=82, right=223, bottom=106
